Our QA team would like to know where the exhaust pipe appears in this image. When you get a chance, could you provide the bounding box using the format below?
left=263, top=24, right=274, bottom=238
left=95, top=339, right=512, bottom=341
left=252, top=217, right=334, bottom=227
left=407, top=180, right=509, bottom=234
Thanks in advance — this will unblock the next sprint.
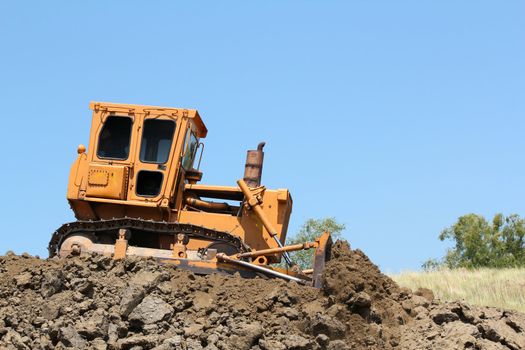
left=243, top=142, right=265, bottom=188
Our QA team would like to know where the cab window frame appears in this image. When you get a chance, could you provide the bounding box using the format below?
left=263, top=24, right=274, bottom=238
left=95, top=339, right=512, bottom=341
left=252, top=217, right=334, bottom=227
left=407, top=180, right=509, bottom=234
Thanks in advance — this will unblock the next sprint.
left=182, top=129, right=199, bottom=170
left=96, top=115, right=133, bottom=161
left=138, top=118, right=177, bottom=165
left=135, top=170, right=164, bottom=197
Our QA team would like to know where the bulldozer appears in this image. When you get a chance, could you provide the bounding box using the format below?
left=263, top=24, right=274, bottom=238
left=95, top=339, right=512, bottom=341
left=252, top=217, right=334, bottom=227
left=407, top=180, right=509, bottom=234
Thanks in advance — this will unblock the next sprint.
left=50, top=102, right=332, bottom=287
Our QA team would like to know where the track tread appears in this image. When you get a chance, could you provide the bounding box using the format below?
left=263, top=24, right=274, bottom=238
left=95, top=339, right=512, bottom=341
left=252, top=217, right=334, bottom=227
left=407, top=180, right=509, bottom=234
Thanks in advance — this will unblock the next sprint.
left=48, top=217, right=249, bottom=257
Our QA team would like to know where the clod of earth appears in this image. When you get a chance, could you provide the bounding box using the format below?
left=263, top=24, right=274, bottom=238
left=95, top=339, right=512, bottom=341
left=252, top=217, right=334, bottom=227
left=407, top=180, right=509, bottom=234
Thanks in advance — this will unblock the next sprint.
left=0, top=240, right=524, bottom=349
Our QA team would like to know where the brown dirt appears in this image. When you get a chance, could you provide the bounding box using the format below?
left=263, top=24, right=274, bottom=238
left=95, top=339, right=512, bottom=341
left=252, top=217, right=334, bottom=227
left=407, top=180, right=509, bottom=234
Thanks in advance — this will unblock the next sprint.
left=0, top=241, right=524, bottom=349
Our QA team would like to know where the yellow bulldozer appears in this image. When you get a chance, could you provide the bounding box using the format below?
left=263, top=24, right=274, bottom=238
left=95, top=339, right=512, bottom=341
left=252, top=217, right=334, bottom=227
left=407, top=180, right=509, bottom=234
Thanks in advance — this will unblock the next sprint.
left=50, top=102, right=332, bottom=287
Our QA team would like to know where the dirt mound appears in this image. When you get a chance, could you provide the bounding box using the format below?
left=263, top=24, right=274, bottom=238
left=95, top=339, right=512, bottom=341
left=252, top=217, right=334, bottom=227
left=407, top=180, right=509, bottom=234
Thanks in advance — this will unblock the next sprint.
left=0, top=241, right=524, bottom=349
left=323, top=241, right=525, bottom=349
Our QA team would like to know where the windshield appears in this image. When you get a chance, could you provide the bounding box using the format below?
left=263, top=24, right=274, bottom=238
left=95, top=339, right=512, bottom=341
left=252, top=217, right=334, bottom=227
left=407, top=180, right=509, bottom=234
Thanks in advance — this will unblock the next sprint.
left=139, top=119, right=176, bottom=164
left=182, top=130, right=198, bottom=169
left=97, top=116, right=133, bottom=160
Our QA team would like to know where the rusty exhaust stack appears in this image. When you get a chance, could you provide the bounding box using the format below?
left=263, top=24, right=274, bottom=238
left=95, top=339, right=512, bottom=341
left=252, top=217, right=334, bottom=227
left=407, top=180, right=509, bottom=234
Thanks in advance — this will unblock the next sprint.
left=243, top=142, right=265, bottom=188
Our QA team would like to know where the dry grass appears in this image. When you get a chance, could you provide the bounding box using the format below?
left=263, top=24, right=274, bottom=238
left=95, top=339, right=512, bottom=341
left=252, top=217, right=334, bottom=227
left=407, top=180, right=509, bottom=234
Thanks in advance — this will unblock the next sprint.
left=391, top=268, right=525, bottom=313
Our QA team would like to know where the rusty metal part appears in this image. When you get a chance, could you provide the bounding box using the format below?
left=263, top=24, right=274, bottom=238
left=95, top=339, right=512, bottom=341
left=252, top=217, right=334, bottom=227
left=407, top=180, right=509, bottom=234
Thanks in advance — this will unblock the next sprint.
left=243, top=142, right=265, bottom=188
left=236, top=241, right=318, bottom=259
left=216, top=253, right=307, bottom=284
left=311, top=232, right=333, bottom=288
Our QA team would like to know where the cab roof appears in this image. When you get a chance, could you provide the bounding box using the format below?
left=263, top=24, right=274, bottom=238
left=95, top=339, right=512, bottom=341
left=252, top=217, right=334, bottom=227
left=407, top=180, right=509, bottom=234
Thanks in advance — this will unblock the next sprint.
left=89, top=101, right=208, bottom=138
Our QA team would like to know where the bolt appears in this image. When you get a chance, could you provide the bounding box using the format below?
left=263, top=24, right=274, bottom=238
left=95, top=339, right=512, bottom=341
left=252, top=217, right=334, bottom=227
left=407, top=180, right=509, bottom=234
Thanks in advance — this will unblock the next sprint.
left=71, top=244, right=81, bottom=256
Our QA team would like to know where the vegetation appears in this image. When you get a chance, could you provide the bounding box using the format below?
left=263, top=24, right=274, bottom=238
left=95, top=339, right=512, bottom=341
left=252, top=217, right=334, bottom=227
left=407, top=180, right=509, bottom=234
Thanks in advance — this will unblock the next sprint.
left=286, top=217, right=345, bottom=270
left=423, top=213, right=525, bottom=270
left=392, top=268, right=525, bottom=313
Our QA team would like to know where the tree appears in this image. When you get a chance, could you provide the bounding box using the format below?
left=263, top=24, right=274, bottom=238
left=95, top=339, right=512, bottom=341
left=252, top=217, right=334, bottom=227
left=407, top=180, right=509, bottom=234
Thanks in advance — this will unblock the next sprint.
left=286, top=217, right=345, bottom=270
left=423, top=213, right=525, bottom=270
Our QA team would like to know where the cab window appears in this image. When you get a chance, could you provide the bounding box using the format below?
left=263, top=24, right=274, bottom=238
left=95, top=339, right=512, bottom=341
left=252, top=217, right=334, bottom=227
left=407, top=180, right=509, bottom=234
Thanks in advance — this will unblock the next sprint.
left=139, top=119, right=176, bottom=164
left=136, top=170, right=163, bottom=197
left=182, top=130, right=198, bottom=169
left=97, top=116, right=133, bottom=160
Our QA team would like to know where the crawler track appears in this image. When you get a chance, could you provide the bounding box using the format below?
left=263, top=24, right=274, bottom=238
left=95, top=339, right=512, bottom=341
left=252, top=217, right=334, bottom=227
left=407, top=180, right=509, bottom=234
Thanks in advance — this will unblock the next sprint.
left=48, top=217, right=250, bottom=258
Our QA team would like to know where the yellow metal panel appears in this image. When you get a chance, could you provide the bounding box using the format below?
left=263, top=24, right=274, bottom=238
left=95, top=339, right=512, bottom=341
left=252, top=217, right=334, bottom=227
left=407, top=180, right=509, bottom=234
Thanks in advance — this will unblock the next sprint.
left=277, top=189, right=289, bottom=202
left=88, top=170, right=109, bottom=186
left=86, top=164, right=128, bottom=200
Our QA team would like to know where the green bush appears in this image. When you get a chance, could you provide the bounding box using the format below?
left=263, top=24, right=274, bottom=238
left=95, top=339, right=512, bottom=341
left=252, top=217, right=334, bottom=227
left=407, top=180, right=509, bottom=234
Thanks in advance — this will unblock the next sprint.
left=286, top=217, right=345, bottom=270
left=423, top=213, right=525, bottom=270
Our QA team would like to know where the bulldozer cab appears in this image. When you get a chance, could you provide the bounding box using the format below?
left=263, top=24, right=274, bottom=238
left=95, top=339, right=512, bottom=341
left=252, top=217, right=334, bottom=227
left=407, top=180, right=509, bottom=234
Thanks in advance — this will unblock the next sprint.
left=77, top=102, right=205, bottom=212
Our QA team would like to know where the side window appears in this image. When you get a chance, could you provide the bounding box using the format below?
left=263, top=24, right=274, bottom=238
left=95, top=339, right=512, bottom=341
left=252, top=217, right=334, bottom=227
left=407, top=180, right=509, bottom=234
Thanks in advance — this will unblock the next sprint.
left=139, top=119, right=176, bottom=164
left=182, top=130, right=198, bottom=169
left=136, top=170, right=163, bottom=197
left=97, top=116, right=133, bottom=160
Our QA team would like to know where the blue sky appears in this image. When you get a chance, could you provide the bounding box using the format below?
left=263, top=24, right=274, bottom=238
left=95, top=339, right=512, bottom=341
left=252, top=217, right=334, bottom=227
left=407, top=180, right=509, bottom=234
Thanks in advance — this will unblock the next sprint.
left=0, top=1, right=523, bottom=272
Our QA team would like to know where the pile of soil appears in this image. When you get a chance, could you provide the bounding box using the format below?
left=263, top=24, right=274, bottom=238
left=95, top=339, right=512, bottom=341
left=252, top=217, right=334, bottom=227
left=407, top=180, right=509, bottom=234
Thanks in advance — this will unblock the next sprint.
left=0, top=240, right=523, bottom=349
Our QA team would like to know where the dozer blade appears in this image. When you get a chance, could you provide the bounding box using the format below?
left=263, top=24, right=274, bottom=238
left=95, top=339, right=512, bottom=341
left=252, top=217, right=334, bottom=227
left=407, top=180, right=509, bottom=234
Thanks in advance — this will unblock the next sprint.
left=311, top=231, right=333, bottom=288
